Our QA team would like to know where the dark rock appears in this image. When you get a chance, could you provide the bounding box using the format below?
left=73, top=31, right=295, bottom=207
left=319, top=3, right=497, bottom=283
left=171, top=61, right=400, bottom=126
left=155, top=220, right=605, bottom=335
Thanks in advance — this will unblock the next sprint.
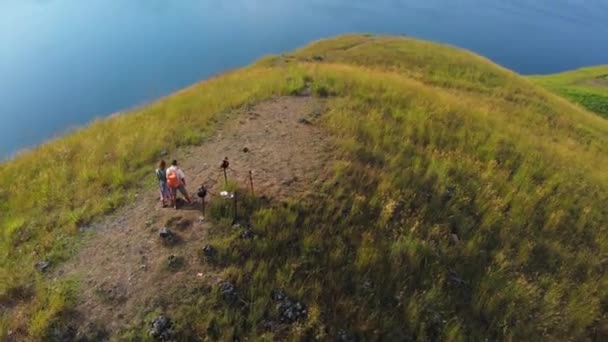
left=159, top=228, right=175, bottom=244
left=338, top=329, right=355, bottom=342
left=243, top=147, right=249, bottom=153
left=202, top=245, right=216, bottom=257
left=219, top=281, right=238, bottom=303
left=271, top=289, right=307, bottom=324
left=240, top=228, right=254, bottom=240
left=278, top=300, right=307, bottom=324
left=312, top=55, right=324, bottom=61
left=35, top=260, right=51, bottom=273
left=150, top=315, right=173, bottom=341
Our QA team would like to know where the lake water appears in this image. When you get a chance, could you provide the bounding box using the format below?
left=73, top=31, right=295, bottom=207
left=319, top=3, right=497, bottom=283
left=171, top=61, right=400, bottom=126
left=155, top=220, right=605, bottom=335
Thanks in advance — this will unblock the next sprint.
left=1, top=0, right=607, bottom=160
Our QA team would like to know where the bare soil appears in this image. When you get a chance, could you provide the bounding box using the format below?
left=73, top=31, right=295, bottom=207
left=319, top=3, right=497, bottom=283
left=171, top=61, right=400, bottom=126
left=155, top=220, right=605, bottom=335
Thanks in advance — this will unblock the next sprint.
left=56, top=96, right=334, bottom=337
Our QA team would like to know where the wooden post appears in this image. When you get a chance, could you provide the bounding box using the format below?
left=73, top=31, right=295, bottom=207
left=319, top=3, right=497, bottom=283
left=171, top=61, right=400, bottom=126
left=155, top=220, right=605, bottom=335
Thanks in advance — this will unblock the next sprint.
left=221, top=157, right=230, bottom=187
left=249, top=170, right=254, bottom=196
left=201, top=198, right=205, bottom=217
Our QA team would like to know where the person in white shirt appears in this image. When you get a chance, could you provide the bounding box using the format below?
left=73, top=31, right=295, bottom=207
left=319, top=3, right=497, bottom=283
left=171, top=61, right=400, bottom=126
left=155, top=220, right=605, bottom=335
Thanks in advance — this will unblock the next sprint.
left=166, top=160, right=192, bottom=209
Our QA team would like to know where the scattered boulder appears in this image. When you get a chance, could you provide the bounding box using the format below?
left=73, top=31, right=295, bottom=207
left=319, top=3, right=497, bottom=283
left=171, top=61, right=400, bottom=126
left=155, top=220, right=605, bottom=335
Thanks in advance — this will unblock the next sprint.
left=243, top=147, right=250, bottom=153
left=271, top=289, right=307, bottom=324
left=35, top=260, right=51, bottom=273
left=150, top=315, right=173, bottom=341
left=312, top=55, right=324, bottom=61
left=219, top=281, right=238, bottom=303
left=159, top=228, right=176, bottom=244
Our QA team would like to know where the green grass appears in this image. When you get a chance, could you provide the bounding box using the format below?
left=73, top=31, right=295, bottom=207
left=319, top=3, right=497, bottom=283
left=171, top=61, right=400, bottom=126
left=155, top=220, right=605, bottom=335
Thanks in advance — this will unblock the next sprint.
left=529, top=65, right=608, bottom=118
left=2, top=34, right=608, bottom=340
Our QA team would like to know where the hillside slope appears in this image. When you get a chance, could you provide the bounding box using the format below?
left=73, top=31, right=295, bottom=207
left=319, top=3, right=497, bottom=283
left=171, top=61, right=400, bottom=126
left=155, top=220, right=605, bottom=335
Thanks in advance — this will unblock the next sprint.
left=530, top=65, right=608, bottom=118
left=1, top=34, right=608, bottom=341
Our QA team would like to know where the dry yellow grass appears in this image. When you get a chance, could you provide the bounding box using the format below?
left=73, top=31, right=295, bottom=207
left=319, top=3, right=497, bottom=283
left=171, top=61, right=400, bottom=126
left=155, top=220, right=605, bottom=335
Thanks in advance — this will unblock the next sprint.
left=1, top=34, right=607, bottom=340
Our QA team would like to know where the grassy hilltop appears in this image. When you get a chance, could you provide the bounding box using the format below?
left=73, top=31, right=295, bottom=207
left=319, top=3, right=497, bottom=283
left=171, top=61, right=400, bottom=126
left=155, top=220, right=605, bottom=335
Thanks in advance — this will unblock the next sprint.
left=1, top=34, right=608, bottom=340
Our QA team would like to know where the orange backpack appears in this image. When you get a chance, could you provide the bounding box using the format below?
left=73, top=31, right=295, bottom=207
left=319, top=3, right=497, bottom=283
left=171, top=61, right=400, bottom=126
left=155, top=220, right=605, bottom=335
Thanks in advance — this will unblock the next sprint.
left=167, top=169, right=181, bottom=188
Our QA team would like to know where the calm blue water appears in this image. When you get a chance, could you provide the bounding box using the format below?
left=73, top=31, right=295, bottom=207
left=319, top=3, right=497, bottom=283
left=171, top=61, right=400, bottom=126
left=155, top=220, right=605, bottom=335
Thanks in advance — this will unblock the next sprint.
left=1, top=0, right=607, bottom=160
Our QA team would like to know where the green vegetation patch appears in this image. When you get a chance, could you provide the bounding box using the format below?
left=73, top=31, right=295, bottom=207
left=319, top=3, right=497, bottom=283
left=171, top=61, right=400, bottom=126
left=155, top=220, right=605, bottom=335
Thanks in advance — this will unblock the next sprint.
left=529, top=65, right=608, bottom=118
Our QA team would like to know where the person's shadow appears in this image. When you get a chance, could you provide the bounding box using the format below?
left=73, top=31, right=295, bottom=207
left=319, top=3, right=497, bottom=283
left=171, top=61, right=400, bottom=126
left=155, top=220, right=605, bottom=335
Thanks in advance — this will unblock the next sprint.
left=175, top=198, right=204, bottom=212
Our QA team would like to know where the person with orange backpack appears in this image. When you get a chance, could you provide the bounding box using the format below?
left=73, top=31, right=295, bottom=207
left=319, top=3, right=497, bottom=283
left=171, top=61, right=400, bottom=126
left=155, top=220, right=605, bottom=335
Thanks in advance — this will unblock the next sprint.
left=155, top=160, right=172, bottom=208
left=166, top=160, right=192, bottom=209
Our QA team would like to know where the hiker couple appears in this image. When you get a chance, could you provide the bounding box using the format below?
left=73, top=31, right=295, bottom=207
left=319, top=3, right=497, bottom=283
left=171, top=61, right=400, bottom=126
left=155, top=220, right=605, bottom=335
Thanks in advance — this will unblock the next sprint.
left=155, top=160, right=192, bottom=209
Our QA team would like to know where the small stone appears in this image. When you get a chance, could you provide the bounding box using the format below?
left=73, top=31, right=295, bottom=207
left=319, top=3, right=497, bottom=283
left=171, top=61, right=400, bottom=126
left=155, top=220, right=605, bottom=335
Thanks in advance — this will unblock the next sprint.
left=243, top=147, right=249, bottom=153
left=35, top=260, right=51, bottom=273
left=451, top=233, right=460, bottom=244
left=159, top=228, right=175, bottom=244
left=150, top=315, right=172, bottom=340
left=271, top=289, right=307, bottom=324
left=219, top=281, right=238, bottom=303
left=312, top=55, right=324, bottom=61
left=159, top=150, right=168, bottom=157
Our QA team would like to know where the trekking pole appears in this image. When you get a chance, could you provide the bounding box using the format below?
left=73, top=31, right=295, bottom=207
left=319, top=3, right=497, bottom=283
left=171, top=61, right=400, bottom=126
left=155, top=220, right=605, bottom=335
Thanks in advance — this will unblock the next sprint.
left=249, top=170, right=255, bottom=196
left=232, top=191, right=238, bottom=224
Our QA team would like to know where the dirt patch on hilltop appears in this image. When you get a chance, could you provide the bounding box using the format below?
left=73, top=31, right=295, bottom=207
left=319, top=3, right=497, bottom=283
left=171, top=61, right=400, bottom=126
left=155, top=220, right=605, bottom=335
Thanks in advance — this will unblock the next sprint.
left=55, top=96, right=335, bottom=338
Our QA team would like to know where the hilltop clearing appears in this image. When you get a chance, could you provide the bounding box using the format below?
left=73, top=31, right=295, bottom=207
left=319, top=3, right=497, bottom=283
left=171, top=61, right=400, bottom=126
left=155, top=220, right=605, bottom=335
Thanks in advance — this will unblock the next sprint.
left=50, top=96, right=333, bottom=339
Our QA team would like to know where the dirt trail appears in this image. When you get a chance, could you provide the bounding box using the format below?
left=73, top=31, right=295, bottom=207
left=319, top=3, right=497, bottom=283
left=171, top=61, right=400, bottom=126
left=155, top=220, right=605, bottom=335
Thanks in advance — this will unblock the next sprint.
left=56, top=96, right=334, bottom=337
